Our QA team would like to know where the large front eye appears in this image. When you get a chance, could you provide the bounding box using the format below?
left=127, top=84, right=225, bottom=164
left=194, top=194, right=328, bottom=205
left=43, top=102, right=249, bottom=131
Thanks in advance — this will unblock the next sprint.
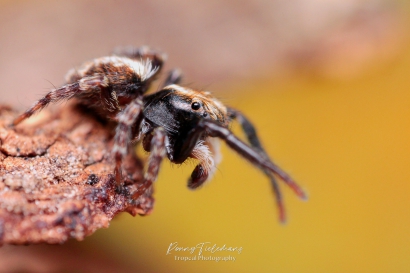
left=191, top=102, right=201, bottom=110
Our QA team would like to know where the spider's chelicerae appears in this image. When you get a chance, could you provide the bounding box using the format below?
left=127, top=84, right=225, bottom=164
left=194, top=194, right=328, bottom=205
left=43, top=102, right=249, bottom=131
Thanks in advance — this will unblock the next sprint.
left=13, top=46, right=306, bottom=222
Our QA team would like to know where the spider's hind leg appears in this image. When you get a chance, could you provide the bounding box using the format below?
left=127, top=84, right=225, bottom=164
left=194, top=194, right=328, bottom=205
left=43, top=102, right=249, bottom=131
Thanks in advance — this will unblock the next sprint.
left=163, top=69, right=183, bottom=87
left=13, top=75, right=110, bottom=126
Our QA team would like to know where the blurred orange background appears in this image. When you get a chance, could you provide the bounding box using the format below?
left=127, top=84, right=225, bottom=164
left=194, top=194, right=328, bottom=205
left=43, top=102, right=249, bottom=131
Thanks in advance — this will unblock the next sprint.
left=0, top=1, right=409, bottom=272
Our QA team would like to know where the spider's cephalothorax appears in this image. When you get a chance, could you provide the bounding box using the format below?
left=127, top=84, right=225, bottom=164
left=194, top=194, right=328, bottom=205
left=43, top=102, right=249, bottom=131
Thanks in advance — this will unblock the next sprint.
left=13, top=46, right=306, bottom=222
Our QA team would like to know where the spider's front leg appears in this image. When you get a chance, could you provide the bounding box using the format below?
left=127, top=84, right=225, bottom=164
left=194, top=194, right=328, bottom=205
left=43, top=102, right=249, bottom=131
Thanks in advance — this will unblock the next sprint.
left=228, top=108, right=286, bottom=222
left=199, top=120, right=306, bottom=198
left=195, top=119, right=306, bottom=221
left=12, top=75, right=111, bottom=126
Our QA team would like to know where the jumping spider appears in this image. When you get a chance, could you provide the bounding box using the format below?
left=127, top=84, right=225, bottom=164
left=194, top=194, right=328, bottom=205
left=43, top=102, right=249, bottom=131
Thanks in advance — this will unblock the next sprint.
left=13, top=46, right=306, bottom=222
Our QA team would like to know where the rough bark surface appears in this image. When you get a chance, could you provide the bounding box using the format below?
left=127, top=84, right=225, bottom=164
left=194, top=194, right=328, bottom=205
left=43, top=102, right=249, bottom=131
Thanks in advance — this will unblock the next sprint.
left=0, top=103, right=151, bottom=245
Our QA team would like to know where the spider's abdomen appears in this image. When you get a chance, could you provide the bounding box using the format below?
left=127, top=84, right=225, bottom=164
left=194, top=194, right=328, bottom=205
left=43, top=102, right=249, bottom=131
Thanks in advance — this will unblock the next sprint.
left=65, top=56, right=158, bottom=84
left=63, top=56, right=161, bottom=116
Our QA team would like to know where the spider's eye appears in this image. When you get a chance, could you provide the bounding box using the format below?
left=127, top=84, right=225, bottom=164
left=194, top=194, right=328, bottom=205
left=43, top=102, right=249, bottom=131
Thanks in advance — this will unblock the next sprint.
left=191, top=102, right=201, bottom=110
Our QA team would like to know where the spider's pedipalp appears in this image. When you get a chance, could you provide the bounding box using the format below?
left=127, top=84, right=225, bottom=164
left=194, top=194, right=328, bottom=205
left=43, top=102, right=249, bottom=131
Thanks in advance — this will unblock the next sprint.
left=188, top=138, right=221, bottom=189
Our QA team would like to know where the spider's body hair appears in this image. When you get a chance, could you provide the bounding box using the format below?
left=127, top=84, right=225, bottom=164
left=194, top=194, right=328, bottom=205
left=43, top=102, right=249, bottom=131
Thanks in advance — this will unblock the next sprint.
left=66, top=56, right=160, bottom=115
left=66, top=56, right=159, bottom=84
left=190, top=138, right=222, bottom=184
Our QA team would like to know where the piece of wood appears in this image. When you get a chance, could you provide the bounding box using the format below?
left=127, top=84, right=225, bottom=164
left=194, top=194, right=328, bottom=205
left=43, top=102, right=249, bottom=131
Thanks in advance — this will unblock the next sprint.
left=0, top=103, right=151, bottom=245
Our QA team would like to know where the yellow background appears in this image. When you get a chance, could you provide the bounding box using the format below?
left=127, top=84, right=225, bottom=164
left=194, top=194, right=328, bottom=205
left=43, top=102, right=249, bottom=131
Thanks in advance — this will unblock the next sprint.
left=77, top=44, right=410, bottom=272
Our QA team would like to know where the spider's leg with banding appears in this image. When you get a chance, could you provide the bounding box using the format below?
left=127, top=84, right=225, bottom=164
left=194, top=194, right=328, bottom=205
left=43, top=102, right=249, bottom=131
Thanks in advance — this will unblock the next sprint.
left=132, top=127, right=167, bottom=199
left=12, top=75, right=110, bottom=126
left=113, top=97, right=144, bottom=186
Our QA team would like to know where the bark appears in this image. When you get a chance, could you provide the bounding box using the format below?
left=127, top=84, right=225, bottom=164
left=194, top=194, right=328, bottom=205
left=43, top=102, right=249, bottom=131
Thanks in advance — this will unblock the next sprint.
left=0, top=103, right=150, bottom=245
